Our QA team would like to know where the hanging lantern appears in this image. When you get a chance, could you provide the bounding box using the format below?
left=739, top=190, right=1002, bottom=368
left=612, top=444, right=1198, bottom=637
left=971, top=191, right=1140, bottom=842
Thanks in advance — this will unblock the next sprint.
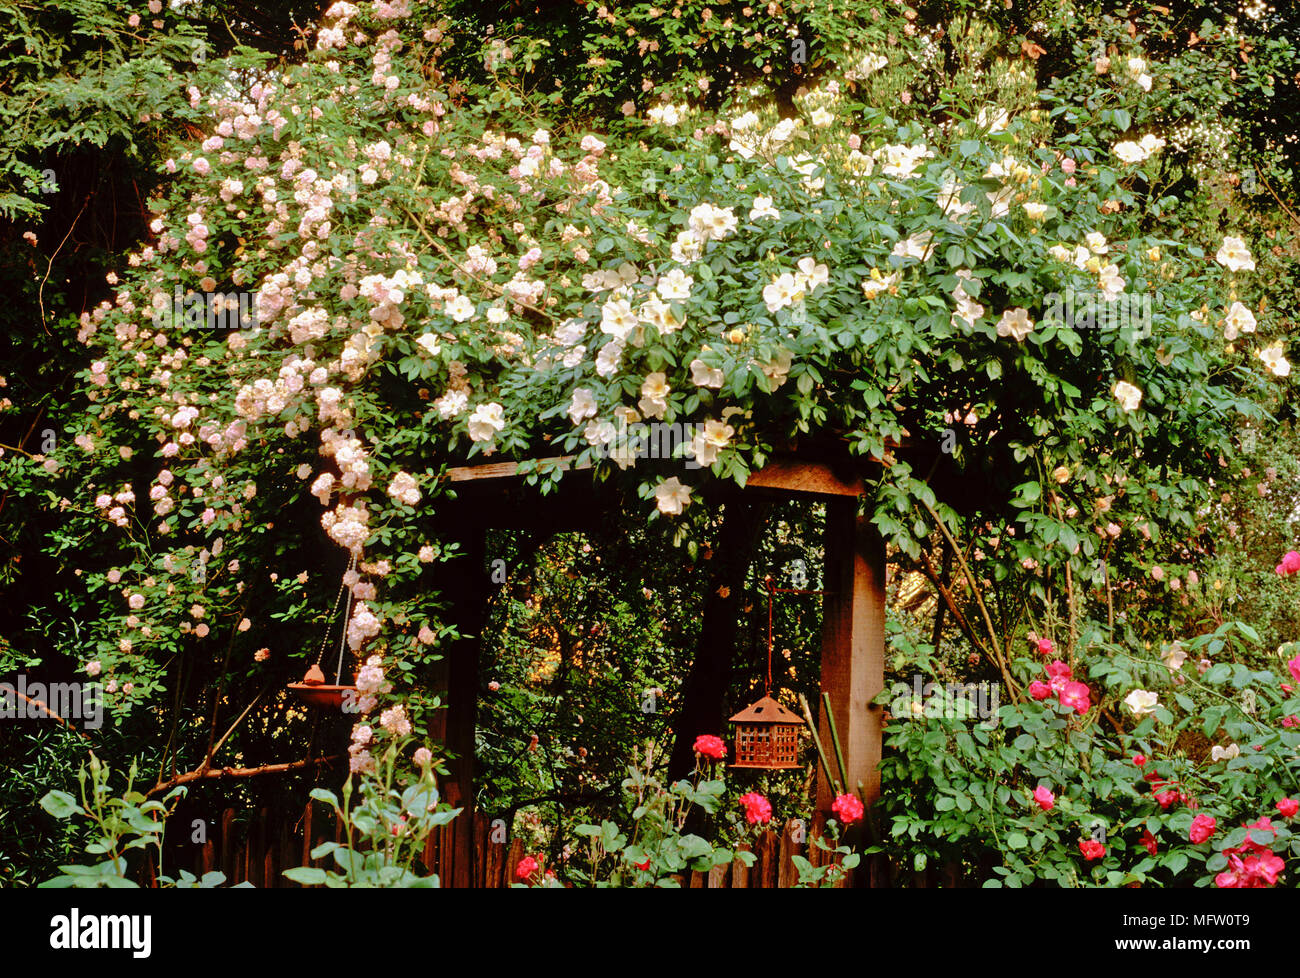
left=728, top=577, right=807, bottom=769
left=286, top=554, right=358, bottom=710
left=729, top=695, right=805, bottom=769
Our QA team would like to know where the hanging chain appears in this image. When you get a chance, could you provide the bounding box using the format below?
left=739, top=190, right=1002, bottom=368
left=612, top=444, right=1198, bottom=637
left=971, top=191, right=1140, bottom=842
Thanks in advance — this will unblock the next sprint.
left=313, top=551, right=357, bottom=671
left=763, top=575, right=832, bottom=698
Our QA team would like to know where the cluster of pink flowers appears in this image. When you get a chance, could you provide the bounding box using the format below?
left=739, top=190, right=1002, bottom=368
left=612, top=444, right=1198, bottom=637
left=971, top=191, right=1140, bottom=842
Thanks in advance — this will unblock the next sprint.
left=831, top=792, right=865, bottom=825
left=1276, top=550, right=1300, bottom=576
left=1027, top=660, right=1092, bottom=713
left=738, top=792, right=772, bottom=825
left=692, top=734, right=727, bottom=760
left=1215, top=817, right=1285, bottom=888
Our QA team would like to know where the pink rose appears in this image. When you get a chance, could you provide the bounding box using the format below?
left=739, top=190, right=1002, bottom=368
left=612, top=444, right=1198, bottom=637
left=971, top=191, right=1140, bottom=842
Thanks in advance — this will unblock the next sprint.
left=1189, top=814, right=1217, bottom=843
left=1059, top=681, right=1091, bottom=713
left=1079, top=839, right=1105, bottom=860
left=1028, top=680, right=1051, bottom=701
left=692, top=734, right=727, bottom=760
left=1037, top=638, right=1054, bottom=655
left=1033, top=786, right=1055, bottom=811
left=739, top=792, right=772, bottom=825
left=1277, top=798, right=1299, bottom=818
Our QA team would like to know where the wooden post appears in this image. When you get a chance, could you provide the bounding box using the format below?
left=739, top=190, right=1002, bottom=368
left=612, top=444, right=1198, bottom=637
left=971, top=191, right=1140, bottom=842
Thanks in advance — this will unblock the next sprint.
left=429, top=528, right=490, bottom=888
left=816, top=499, right=886, bottom=813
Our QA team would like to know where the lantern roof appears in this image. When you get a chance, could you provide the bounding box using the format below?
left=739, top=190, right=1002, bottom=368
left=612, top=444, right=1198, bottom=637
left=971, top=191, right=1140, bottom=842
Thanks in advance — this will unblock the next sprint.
left=729, top=695, right=805, bottom=725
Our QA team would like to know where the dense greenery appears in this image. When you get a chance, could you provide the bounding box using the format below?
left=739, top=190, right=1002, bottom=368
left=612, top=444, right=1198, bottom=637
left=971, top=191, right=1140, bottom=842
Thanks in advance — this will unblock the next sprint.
left=2, top=0, right=1298, bottom=888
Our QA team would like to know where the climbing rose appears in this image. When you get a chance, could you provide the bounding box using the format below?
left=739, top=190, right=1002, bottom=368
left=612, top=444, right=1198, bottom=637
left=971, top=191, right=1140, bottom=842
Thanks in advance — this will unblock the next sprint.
left=1189, top=814, right=1217, bottom=844
left=1133, top=754, right=1146, bottom=766
left=739, top=792, right=772, bottom=825
left=693, top=734, right=727, bottom=760
left=1277, top=551, right=1300, bottom=576
left=1079, top=839, right=1105, bottom=860
left=1288, top=655, right=1300, bottom=684
left=831, top=793, right=865, bottom=825
left=1037, top=638, right=1054, bottom=655
left=1028, top=680, right=1051, bottom=701
left=1140, top=829, right=1159, bottom=856
left=1033, top=786, right=1055, bottom=811
left=516, top=855, right=539, bottom=880
left=1277, top=798, right=1299, bottom=818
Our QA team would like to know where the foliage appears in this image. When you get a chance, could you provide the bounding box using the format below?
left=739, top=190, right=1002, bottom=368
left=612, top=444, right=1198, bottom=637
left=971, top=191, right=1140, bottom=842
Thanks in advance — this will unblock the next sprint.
left=37, top=753, right=236, bottom=888
left=283, top=742, right=460, bottom=888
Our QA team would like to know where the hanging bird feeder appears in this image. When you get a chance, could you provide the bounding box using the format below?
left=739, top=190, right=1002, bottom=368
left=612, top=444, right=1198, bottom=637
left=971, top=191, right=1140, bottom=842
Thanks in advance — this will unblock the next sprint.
left=729, top=577, right=808, bottom=769
left=286, top=553, right=358, bottom=710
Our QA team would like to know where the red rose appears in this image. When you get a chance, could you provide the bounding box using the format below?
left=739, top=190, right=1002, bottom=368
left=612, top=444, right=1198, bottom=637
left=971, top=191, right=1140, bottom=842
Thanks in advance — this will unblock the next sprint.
left=516, top=855, right=539, bottom=880
left=1037, top=638, right=1054, bottom=655
left=1154, top=790, right=1180, bottom=810
left=1133, top=754, right=1146, bottom=767
left=634, top=855, right=651, bottom=871
left=1276, top=798, right=1299, bottom=818
left=1139, top=828, right=1158, bottom=856
left=1028, top=680, right=1051, bottom=701
left=1079, top=839, right=1105, bottom=860
left=739, top=792, right=772, bottom=825
left=1189, top=814, right=1217, bottom=844
left=693, top=734, right=727, bottom=760
left=831, top=792, right=865, bottom=825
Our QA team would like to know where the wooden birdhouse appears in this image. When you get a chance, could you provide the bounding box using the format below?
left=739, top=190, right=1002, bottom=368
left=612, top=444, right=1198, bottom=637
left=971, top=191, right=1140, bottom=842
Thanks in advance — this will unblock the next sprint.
left=729, top=695, right=805, bottom=769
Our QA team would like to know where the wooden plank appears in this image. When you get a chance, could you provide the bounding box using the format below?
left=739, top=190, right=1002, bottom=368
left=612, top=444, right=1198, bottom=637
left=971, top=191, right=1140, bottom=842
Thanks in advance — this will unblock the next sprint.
left=815, top=499, right=886, bottom=813
left=472, top=813, right=489, bottom=888
left=731, top=844, right=752, bottom=889
left=778, top=818, right=802, bottom=888
left=220, top=809, right=236, bottom=884
left=758, top=831, right=778, bottom=888
left=446, top=455, right=587, bottom=482
left=485, top=818, right=505, bottom=888
left=300, top=801, right=313, bottom=877
left=707, top=862, right=730, bottom=888
left=249, top=808, right=266, bottom=888
left=689, top=870, right=706, bottom=888
left=745, top=458, right=866, bottom=497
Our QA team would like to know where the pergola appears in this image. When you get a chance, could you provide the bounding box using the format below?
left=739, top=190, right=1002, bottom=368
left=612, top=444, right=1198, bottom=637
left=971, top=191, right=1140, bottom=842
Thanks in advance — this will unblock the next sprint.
left=424, top=448, right=888, bottom=887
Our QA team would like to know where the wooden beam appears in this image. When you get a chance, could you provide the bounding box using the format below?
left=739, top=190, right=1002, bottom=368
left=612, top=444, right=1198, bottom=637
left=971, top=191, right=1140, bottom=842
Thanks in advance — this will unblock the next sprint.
left=446, top=455, right=589, bottom=482
left=816, top=499, right=886, bottom=814
left=743, top=458, right=866, bottom=497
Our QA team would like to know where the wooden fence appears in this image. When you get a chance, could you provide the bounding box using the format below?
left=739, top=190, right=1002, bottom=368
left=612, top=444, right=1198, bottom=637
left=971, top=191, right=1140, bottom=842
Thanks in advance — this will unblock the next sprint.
left=154, top=805, right=969, bottom=887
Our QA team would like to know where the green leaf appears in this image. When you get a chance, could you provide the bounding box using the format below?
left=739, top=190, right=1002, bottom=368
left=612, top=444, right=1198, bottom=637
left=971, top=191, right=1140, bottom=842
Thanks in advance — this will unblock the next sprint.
left=40, top=790, right=80, bottom=819
left=283, top=867, right=328, bottom=885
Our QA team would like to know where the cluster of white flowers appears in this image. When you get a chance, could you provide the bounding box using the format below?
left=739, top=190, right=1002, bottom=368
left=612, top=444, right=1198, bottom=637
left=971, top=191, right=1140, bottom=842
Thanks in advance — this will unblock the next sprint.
left=386, top=471, right=420, bottom=506
left=321, top=500, right=370, bottom=552
left=951, top=270, right=984, bottom=330
left=467, top=402, right=506, bottom=444
left=1113, top=133, right=1166, bottom=165
left=346, top=601, right=381, bottom=651
left=763, top=256, right=830, bottom=313
left=379, top=703, right=412, bottom=737
left=321, top=428, right=372, bottom=490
